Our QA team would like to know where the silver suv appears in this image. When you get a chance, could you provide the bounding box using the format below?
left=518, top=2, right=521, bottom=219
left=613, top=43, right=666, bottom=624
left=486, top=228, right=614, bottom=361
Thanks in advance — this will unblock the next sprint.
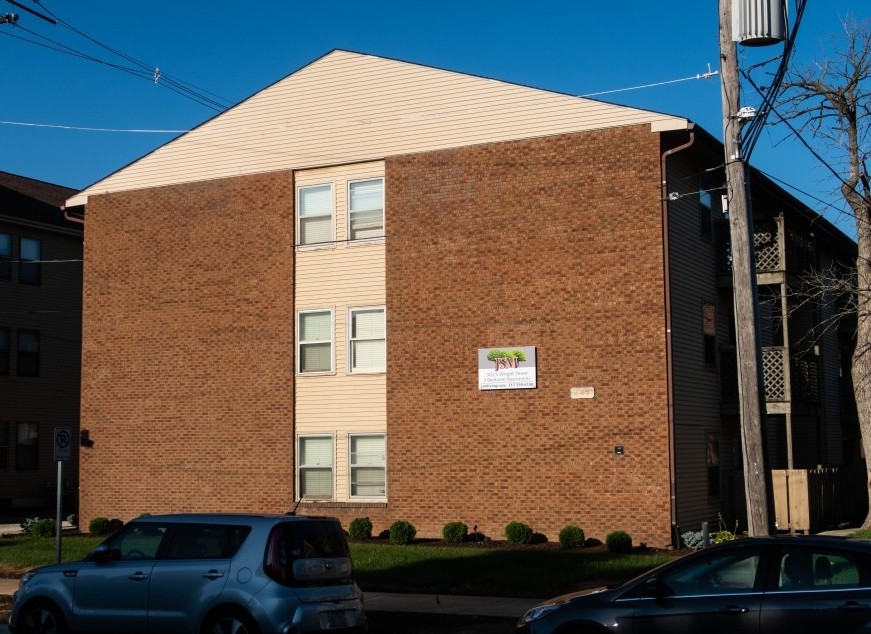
left=10, top=513, right=367, bottom=634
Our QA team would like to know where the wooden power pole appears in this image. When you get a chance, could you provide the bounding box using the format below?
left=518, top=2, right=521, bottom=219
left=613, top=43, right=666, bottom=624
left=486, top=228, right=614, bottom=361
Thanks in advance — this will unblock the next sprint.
left=719, top=0, right=772, bottom=536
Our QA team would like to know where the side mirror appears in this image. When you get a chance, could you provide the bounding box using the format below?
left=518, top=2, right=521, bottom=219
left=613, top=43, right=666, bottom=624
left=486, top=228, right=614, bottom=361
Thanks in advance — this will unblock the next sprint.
left=88, top=544, right=121, bottom=563
left=644, top=576, right=668, bottom=597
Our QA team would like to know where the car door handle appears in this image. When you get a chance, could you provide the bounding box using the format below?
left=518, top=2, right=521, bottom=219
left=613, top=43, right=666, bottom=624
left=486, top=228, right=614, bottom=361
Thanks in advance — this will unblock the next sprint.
left=128, top=572, right=149, bottom=582
left=840, top=601, right=871, bottom=612
left=203, top=570, right=225, bottom=580
left=720, top=605, right=749, bottom=615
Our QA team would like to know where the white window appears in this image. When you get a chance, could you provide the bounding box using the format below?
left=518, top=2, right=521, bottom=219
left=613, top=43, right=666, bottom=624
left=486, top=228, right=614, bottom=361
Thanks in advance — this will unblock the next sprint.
left=348, top=178, right=384, bottom=240
left=298, top=310, right=333, bottom=374
left=298, top=435, right=333, bottom=499
left=298, top=184, right=333, bottom=246
left=349, top=434, right=386, bottom=498
left=349, top=307, right=385, bottom=373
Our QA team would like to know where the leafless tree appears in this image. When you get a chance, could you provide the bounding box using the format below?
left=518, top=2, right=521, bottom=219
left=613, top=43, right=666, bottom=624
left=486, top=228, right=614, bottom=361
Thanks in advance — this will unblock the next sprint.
left=777, top=15, right=871, bottom=526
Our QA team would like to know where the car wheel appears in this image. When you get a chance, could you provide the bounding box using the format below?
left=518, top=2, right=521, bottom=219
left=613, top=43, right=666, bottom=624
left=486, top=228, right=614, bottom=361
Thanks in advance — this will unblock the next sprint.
left=16, top=600, right=68, bottom=634
left=201, top=609, right=260, bottom=634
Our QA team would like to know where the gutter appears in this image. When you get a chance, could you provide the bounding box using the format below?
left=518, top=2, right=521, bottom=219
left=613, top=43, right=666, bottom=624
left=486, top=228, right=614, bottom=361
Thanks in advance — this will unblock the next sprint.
left=62, top=204, right=85, bottom=225
left=660, top=123, right=696, bottom=546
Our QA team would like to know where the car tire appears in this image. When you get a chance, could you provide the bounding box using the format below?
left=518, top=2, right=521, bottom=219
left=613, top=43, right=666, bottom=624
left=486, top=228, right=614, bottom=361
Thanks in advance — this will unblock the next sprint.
left=15, top=600, right=68, bottom=634
left=201, top=609, right=261, bottom=634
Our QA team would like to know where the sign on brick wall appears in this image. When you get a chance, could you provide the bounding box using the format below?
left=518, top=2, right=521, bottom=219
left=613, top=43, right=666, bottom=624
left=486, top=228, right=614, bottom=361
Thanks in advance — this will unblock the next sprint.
left=478, top=346, right=537, bottom=390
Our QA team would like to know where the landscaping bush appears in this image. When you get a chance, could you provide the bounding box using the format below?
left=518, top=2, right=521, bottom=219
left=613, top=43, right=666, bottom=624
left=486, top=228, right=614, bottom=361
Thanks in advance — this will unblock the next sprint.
left=32, top=518, right=56, bottom=538
left=348, top=517, right=373, bottom=541
left=558, top=525, right=585, bottom=550
left=605, top=530, right=633, bottom=553
left=389, top=520, right=417, bottom=545
left=504, top=521, right=533, bottom=545
left=442, top=521, right=468, bottom=544
left=19, top=517, right=38, bottom=536
left=88, top=516, right=110, bottom=536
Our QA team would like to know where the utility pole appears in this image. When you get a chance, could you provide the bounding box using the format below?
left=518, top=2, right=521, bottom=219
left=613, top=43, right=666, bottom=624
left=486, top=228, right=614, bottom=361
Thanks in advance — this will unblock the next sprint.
left=719, top=0, right=772, bottom=536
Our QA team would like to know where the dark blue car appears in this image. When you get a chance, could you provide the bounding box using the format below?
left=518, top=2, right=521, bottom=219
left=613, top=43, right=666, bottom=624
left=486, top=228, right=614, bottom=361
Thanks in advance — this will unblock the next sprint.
left=517, top=535, right=871, bottom=634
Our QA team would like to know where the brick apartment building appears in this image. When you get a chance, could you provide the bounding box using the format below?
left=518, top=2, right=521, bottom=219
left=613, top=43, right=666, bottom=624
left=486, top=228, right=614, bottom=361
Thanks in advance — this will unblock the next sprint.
left=0, top=172, right=82, bottom=515
left=65, top=51, right=859, bottom=547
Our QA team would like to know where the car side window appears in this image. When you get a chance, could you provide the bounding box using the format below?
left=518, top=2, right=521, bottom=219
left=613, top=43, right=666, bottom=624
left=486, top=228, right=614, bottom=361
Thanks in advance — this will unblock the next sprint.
left=659, top=550, right=761, bottom=596
left=165, top=524, right=251, bottom=559
left=107, top=524, right=168, bottom=560
left=777, top=548, right=862, bottom=591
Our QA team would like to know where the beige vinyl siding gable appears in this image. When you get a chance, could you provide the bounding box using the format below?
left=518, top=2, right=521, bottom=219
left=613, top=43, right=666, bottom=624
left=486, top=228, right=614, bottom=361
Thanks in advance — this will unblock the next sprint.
left=294, top=161, right=386, bottom=502
left=68, top=50, right=688, bottom=207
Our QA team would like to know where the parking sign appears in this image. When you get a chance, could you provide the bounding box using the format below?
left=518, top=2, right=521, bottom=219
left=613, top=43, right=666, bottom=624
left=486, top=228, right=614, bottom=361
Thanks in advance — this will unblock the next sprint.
left=54, top=427, right=71, bottom=462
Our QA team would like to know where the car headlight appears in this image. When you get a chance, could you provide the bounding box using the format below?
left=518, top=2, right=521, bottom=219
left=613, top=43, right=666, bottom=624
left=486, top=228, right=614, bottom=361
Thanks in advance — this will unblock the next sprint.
left=519, top=602, right=562, bottom=624
left=19, top=570, right=37, bottom=589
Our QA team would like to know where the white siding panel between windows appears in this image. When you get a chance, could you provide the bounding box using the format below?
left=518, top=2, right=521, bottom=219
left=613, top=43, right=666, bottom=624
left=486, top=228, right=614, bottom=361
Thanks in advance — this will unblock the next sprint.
left=68, top=51, right=687, bottom=206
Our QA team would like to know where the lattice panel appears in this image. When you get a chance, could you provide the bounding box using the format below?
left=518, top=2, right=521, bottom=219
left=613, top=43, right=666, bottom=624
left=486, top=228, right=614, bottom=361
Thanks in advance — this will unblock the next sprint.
left=754, top=222, right=781, bottom=271
left=762, top=347, right=786, bottom=401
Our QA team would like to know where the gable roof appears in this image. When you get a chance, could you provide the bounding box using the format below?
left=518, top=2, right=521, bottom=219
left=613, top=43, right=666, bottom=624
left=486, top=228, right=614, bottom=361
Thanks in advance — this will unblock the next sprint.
left=67, top=50, right=689, bottom=207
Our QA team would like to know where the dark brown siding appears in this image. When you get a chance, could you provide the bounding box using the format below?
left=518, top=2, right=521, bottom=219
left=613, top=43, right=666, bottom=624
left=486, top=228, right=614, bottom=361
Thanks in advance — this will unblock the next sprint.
left=385, top=127, right=674, bottom=546
left=79, top=174, right=296, bottom=524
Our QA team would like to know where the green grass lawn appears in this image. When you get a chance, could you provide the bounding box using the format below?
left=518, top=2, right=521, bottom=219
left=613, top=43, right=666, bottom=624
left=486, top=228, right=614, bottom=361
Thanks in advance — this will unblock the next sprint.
left=0, top=534, right=674, bottom=598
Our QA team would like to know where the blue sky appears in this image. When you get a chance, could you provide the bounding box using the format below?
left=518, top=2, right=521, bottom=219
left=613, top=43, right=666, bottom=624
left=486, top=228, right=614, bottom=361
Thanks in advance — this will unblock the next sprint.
left=0, top=1, right=866, bottom=236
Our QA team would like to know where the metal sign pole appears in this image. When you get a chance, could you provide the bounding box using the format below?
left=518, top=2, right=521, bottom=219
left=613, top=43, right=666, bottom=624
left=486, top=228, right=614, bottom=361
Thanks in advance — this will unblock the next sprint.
left=56, top=460, right=62, bottom=563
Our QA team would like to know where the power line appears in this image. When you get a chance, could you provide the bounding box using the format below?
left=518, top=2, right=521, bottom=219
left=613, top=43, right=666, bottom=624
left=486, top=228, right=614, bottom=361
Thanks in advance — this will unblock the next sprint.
left=580, top=65, right=719, bottom=97
left=2, top=0, right=232, bottom=112
left=0, top=119, right=186, bottom=133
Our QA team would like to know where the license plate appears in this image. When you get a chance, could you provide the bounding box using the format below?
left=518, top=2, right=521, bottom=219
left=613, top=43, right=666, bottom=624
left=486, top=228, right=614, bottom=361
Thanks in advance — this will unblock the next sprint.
left=319, top=609, right=351, bottom=630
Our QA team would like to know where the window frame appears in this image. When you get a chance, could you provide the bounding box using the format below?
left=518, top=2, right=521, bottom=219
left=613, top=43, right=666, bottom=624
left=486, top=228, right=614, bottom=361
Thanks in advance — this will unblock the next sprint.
left=297, top=435, right=334, bottom=500
left=296, top=309, right=334, bottom=375
left=347, top=177, right=385, bottom=242
left=0, top=232, right=11, bottom=281
left=0, top=422, right=8, bottom=469
left=348, top=433, right=387, bottom=500
left=348, top=306, right=386, bottom=374
left=17, top=329, right=40, bottom=377
left=702, top=302, right=716, bottom=369
left=0, top=327, right=9, bottom=376
left=296, top=183, right=334, bottom=247
left=18, top=236, right=41, bottom=285
left=707, top=431, right=721, bottom=498
left=15, top=422, right=38, bottom=471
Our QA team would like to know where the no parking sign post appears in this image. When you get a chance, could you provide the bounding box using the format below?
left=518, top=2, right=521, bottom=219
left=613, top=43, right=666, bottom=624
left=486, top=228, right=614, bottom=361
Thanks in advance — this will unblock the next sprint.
left=54, top=427, right=71, bottom=563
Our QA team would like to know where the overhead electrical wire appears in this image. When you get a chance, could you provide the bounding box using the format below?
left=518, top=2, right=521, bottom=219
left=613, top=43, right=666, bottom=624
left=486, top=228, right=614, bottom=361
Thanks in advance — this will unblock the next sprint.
left=2, top=0, right=232, bottom=112
left=740, top=0, right=808, bottom=159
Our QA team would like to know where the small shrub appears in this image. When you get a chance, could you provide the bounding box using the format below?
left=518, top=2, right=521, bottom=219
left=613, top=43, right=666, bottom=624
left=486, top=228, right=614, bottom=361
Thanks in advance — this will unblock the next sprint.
left=348, top=517, right=373, bottom=541
left=605, top=530, right=633, bottom=553
left=442, top=521, right=468, bottom=544
left=558, top=525, right=585, bottom=550
left=19, top=517, right=38, bottom=536
left=389, top=520, right=417, bottom=545
left=32, top=518, right=57, bottom=538
left=681, top=530, right=705, bottom=550
left=89, top=516, right=110, bottom=536
left=504, top=521, right=533, bottom=545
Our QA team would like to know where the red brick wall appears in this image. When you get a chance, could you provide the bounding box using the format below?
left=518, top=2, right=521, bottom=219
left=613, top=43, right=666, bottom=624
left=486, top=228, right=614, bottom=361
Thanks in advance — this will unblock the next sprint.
left=384, top=127, right=674, bottom=546
left=79, top=173, right=296, bottom=526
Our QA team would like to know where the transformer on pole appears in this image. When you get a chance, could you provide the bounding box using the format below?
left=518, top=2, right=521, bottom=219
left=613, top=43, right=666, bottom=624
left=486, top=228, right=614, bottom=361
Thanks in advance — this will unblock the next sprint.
left=732, top=0, right=787, bottom=46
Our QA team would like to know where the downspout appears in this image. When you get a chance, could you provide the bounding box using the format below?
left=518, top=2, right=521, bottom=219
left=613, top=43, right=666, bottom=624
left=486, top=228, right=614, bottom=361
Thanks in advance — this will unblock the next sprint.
left=660, top=124, right=696, bottom=546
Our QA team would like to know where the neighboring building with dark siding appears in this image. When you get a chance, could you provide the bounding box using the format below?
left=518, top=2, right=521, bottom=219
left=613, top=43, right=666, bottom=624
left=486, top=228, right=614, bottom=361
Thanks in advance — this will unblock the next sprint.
left=0, top=172, right=82, bottom=514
